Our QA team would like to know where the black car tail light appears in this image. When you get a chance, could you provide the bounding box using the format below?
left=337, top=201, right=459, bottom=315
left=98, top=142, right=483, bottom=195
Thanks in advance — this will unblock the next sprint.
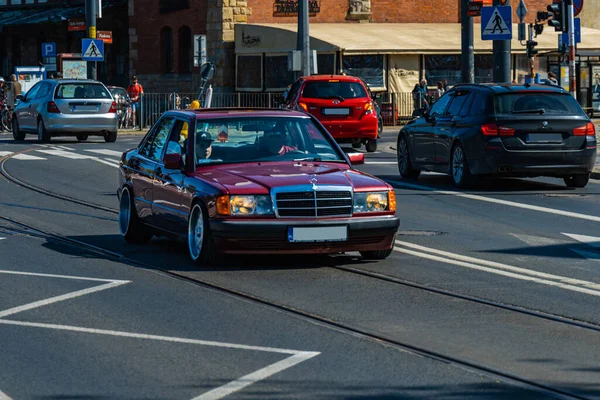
left=47, top=101, right=61, bottom=113
left=573, top=122, right=594, bottom=136
left=481, top=123, right=514, bottom=137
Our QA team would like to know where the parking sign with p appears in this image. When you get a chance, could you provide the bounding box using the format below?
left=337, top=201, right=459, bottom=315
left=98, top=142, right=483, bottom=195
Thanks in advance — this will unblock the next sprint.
left=42, top=42, right=56, bottom=58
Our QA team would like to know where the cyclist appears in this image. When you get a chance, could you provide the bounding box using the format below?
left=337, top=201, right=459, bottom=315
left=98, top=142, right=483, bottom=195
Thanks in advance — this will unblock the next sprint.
left=126, top=76, right=144, bottom=128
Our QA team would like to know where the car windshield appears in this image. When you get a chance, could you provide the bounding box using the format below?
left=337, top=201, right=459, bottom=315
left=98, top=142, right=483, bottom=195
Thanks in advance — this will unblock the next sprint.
left=494, top=92, right=585, bottom=115
left=302, top=81, right=367, bottom=100
left=55, top=83, right=111, bottom=99
left=193, top=116, right=346, bottom=167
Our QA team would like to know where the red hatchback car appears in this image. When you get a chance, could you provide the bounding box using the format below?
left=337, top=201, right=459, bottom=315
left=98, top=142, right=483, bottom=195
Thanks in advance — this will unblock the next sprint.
left=118, top=108, right=399, bottom=264
left=285, top=75, right=380, bottom=152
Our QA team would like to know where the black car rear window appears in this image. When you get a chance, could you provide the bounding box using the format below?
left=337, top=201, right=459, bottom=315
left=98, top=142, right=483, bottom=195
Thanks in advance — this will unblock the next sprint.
left=494, top=92, right=585, bottom=115
left=302, top=80, right=367, bottom=100
left=55, top=83, right=111, bottom=99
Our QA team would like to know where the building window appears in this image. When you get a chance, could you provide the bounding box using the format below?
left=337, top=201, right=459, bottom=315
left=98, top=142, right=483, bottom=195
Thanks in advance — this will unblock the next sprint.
left=236, top=54, right=262, bottom=91
left=317, top=53, right=335, bottom=75
left=424, top=55, right=500, bottom=86
left=160, top=27, right=174, bottom=74
left=264, top=54, right=294, bottom=90
left=159, top=0, right=189, bottom=14
left=178, top=26, right=192, bottom=74
left=342, top=55, right=385, bottom=89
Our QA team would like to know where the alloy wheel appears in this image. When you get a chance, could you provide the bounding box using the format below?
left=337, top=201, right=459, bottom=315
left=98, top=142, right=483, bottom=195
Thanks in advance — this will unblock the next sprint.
left=188, top=204, right=204, bottom=260
left=452, top=146, right=464, bottom=184
left=398, top=137, right=409, bottom=174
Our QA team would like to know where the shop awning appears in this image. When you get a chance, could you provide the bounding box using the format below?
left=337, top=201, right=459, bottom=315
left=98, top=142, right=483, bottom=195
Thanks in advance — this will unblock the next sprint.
left=0, top=0, right=126, bottom=27
left=235, top=23, right=600, bottom=55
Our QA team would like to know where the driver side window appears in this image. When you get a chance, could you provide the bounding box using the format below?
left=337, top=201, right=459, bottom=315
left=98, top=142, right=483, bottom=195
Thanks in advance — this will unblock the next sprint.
left=429, top=92, right=453, bottom=117
left=139, top=117, right=175, bottom=161
left=24, top=83, right=42, bottom=101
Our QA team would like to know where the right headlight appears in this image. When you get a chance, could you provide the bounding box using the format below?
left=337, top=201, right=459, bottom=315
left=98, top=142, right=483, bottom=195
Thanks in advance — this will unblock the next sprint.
left=353, top=190, right=396, bottom=213
left=216, top=195, right=274, bottom=216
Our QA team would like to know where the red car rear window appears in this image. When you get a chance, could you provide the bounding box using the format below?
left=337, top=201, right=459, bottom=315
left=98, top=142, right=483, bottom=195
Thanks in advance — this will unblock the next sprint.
left=302, top=81, right=367, bottom=100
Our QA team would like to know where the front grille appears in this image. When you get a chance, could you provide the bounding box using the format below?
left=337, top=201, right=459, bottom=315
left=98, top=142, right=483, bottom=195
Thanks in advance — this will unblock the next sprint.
left=275, top=188, right=353, bottom=218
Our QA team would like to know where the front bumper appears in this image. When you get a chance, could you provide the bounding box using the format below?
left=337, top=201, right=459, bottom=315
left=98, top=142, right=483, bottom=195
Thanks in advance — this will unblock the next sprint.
left=469, top=147, right=597, bottom=177
left=210, top=215, right=399, bottom=254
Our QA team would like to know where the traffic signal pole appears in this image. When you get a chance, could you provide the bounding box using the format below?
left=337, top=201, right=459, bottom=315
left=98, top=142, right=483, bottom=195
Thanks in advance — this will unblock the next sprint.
left=460, top=0, right=474, bottom=84
left=493, top=0, right=511, bottom=83
left=566, top=0, right=576, bottom=97
left=528, top=24, right=535, bottom=79
left=85, top=0, right=97, bottom=80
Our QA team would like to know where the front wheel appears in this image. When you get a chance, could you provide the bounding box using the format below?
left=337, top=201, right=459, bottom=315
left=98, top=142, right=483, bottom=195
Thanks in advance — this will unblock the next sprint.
left=564, top=173, right=590, bottom=188
left=360, top=249, right=393, bottom=260
left=12, top=117, right=25, bottom=141
left=365, top=139, right=378, bottom=153
left=188, top=203, right=218, bottom=265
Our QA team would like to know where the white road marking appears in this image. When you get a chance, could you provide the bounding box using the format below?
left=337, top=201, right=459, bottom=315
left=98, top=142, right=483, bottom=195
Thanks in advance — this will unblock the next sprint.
left=194, top=352, right=320, bottom=400
left=387, top=179, right=600, bottom=223
left=563, top=233, right=600, bottom=248
left=0, top=237, right=5, bottom=241
left=0, top=281, right=129, bottom=318
left=365, top=161, right=397, bottom=165
left=95, top=158, right=119, bottom=168
left=0, top=269, right=129, bottom=283
left=84, top=149, right=124, bottom=157
left=36, top=149, right=91, bottom=159
left=11, top=154, right=46, bottom=160
left=511, top=233, right=568, bottom=248
left=395, top=240, right=600, bottom=295
left=54, top=145, right=76, bottom=151
left=0, top=390, right=13, bottom=400
left=0, top=151, right=13, bottom=157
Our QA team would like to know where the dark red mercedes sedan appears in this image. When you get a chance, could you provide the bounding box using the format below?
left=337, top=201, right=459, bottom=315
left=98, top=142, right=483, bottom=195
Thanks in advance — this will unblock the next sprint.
left=117, top=108, right=399, bottom=264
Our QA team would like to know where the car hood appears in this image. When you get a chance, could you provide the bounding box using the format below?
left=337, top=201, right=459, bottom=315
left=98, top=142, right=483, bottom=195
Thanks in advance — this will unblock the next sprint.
left=195, top=162, right=389, bottom=194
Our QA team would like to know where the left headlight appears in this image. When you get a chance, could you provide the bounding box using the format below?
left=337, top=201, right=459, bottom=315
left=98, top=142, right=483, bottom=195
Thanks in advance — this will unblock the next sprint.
left=217, top=195, right=273, bottom=216
left=353, top=191, right=395, bottom=213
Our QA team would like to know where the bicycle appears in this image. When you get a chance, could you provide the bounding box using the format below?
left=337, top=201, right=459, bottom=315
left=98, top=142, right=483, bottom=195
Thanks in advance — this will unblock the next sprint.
left=116, top=95, right=134, bottom=129
left=0, top=100, right=14, bottom=133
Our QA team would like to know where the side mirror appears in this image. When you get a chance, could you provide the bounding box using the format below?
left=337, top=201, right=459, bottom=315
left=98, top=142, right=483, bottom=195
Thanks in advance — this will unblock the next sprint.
left=412, top=108, right=425, bottom=118
left=164, top=153, right=182, bottom=170
left=348, top=152, right=365, bottom=166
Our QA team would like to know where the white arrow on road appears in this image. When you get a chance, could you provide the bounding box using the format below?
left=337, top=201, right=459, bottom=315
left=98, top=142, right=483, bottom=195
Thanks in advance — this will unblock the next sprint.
left=563, top=233, right=600, bottom=261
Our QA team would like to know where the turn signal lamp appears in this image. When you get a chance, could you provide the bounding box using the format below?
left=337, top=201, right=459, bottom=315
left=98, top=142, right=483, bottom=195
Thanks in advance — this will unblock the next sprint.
left=298, top=102, right=308, bottom=112
left=216, top=195, right=230, bottom=216
left=573, top=122, right=595, bottom=136
left=388, top=190, right=396, bottom=213
left=47, top=101, right=61, bottom=113
left=363, top=101, right=374, bottom=115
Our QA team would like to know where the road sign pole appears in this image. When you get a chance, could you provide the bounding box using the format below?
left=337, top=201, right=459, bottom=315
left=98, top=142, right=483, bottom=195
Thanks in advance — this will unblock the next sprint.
left=493, top=0, right=511, bottom=83
left=461, top=0, right=475, bottom=83
left=528, top=24, right=535, bottom=79
left=567, top=0, right=577, bottom=97
left=85, top=0, right=97, bottom=80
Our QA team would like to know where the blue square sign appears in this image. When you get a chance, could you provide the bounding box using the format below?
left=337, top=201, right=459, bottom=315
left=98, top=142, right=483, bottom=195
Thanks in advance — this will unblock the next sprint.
left=481, top=6, right=513, bottom=41
left=81, top=38, right=104, bottom=62
left=41, top=42, right=56, bottom=58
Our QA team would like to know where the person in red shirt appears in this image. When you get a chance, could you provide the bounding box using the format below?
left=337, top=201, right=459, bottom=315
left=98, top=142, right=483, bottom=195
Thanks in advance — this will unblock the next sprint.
left=126, top=76, right=144, bottom=128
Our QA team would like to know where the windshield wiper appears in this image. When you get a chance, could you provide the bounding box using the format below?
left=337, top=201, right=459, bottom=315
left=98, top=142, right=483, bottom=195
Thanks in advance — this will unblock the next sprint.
left=512, top=108, right=546, bottom=114
left=321, top=95, right=345, bottom=102
left=294, top=157, right=322, bottom=162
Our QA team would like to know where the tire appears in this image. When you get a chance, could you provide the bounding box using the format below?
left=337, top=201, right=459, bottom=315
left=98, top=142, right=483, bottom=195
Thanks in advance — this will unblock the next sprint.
left=119, top=187, right=153, bottom=244
left=360, top=249, right=393, bottom=260
left=188, top=202, right=218, bottom=265
left=12, top=117, right=25, bottom=141
left=37, top=119, right=51, bottom=143
left=564, top=173, right=590, bottom=188
left=397, top=134, right=420, bottom=179
left=105, top=131, right=117, bottom=143
left=378, top=117, right=383, bottom=138
left=451, top=143, right=473, bottom=189
left=77, top=134, right=88, bottom=141
left=365, top=139, right=378, bottom=153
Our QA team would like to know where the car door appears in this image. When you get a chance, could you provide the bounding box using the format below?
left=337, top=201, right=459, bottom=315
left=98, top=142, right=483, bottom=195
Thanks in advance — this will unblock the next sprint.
left=131, top=116, right=175, bottom=226
left=433, top=90, right=471, bottom=168
left=411, top=92, right=452, bottom=168
left=32, top=82, right=52, bottom=126
left=15, top=82, right=42, bottom=131
left=152, top=118, right=189, bottom=234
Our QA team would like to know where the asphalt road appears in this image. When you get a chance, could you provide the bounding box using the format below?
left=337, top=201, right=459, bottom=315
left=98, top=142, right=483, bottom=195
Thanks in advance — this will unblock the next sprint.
left=1, top=128, right=599, bottom=399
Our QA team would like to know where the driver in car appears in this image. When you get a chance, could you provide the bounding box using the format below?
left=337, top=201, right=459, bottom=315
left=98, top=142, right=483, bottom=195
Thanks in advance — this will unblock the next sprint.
left=196, top=131, right=213, bottom=163
left=261, top=132, right=298, bottom=156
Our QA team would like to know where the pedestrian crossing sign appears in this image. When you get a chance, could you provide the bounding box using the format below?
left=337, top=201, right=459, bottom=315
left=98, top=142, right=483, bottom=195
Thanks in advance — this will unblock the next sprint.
left=81, top=38, right=104, bottom=61
left=481, top=6, right=512, bottom=41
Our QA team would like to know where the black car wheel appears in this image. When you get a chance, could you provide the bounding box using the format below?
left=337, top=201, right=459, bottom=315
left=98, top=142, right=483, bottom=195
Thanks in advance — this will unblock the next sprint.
left=451, top=143, right=473, bottom=188
left=360, top=249, right=393, bottom=260
left=188, top=202, right=218, bottom=265
left=564, top=173, right=590, bottom=188
left=12, top=117, right=25, bottom=141
left=397, top=134, right=420, bottom=179
left=37, top=119, right=51, bottom=143
left=119, top=187, right=153, bottom=244
left=365, top=139, right=378, bottom=153
left=105, top=131, right=117, bottom=143
left=77, top=134, right=88, bottom=141
left=378, top=117, right=383, bottom=138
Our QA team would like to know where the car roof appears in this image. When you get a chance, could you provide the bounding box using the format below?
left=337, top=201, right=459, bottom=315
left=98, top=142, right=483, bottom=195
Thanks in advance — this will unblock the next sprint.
left=53, top=79, right=104, bottom=84
left=452, top=83, right=567, bottom=94
left=162, top=108, right=310, bottom=119
left=300, top=74, right=363, bottom=83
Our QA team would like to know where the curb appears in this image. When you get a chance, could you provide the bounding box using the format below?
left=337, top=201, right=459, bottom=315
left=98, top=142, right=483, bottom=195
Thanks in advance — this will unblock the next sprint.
left=117, top=129, right=145, bottom=136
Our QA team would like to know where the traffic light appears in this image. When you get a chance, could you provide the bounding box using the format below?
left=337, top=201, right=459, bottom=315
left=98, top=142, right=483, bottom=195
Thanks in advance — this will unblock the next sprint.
left=547, top=1, right=567, bottom=32
left=527, top=40, right=539, bottom=58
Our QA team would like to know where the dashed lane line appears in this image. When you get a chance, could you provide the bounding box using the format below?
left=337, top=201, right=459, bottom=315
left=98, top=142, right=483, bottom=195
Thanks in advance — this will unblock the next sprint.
left=84, top=149, right=124, bottom=157
left=0, top=390, right=13, bottom=400
left=387, top=179, right=600, bottom=223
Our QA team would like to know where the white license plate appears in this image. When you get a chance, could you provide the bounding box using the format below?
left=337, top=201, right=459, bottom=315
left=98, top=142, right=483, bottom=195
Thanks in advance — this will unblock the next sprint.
left=323, top=108, right=350, bottom=116
left=288, top=226, right=348, bottom=243
left=72, top=105, right=98, bottom=112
